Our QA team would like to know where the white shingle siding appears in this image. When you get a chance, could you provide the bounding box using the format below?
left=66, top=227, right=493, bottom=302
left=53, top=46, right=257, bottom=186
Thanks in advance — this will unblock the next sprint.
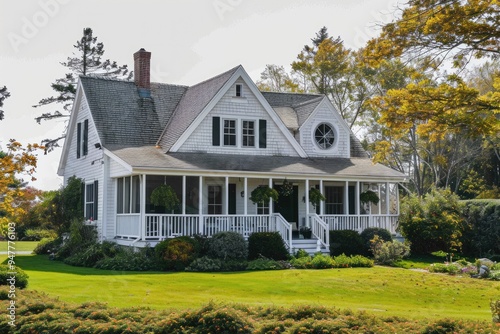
left=178, top=80, right=299, bottom=157
left=62, top=97, right=105, bottom=239
left=300, top=100, right=350, bottom=158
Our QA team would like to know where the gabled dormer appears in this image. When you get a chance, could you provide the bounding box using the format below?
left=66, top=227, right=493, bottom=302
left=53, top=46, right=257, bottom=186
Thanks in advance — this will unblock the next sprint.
left=159, top=66, right=307, bottom=158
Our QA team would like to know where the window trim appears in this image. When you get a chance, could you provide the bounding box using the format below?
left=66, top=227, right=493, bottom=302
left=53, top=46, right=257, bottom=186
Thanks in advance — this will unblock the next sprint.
left=241, top=120, right=255, bottom=148
left=223, top=118, right=237, bottom=147
left=312, top=122, right=337, bottom=150
left=84, top=180, right=98, bottom=220
left=235, top=84, right=242, bottom=97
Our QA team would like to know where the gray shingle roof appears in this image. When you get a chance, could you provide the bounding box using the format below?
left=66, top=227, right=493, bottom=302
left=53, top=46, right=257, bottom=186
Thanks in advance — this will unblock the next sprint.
left=107, top=145, right=405, bottom=181
left=80, top=76, right=186, bottom=147
left=157, top=65, right=241, bottom=150
left=81, top=67, right=371, bottom=162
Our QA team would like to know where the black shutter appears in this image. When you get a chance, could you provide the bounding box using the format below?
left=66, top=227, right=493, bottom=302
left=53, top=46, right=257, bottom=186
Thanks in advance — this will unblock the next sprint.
left=93, top=180, right=98, bottom=220
left=80, top=181, right=85, bottom=218
left=259, top=119, right=267, bottom=148
left=83, top=119, right=89, bottom=156
left=212, top=117, right=220, bottom=146
left=77, top=123, right=81, bottom=158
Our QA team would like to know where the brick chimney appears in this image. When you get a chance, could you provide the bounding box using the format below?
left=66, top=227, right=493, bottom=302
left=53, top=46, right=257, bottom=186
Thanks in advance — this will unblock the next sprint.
left=134, top=48, right=151, bottom=90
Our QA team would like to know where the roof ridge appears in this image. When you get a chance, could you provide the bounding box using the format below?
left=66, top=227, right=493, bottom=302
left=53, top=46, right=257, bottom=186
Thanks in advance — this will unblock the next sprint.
left=188, top=65, right=241, bottom=90
left=293, top=95, right=324, bottom=108
left=260, top=90, right=322, bottom=98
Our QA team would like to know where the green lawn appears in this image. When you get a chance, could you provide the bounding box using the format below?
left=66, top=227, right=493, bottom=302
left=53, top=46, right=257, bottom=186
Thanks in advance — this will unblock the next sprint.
left=0, top=241, right=38, bottom=252
left=6, top=254, right=500, bottom=321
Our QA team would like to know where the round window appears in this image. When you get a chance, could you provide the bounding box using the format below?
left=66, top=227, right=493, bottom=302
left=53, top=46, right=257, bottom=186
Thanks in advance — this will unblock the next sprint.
left=314, top=123, right=335, bottom=149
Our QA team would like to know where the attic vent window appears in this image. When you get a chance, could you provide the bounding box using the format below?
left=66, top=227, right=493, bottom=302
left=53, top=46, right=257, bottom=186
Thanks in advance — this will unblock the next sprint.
left=314, top=123, right=335, bottom=149
left=235, top=84, right=242, bottom=97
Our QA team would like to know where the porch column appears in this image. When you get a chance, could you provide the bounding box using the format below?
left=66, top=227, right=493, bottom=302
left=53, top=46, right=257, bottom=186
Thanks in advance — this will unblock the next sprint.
left=385, top=182, right=390, bottom=215
left=344, top=181, right=349, bottom=215
left=319, top=180, right=324, bottom=215
left=268, top=178, right=273, bottom=214
left=140, top=174, right=146, bottom=240
left=355, top=181, right=360, bottom=215
left=305, top=179, right=310, bottom=217
left=224, top=176, right=229, bottom=215
left=182, top=176, right=186, bottom=215
left=198, top=176, right=203, bottom=233
left=243, top=177, right=248, bottom=215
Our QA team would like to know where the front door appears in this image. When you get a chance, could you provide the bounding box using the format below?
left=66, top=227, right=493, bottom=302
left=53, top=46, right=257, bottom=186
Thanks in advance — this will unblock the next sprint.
left=274, top=185, right=299, bottom=224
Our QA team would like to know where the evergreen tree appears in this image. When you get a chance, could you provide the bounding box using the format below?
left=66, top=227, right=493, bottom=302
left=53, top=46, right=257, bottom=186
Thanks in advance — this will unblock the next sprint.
left=0, top=85, right=10, bottom=121
left=33, top=27, right=132, bottom=152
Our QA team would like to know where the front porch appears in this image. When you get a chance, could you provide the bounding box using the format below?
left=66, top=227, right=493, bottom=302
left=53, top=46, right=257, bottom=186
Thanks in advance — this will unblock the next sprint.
left=111, top=174, right=400, bottom=253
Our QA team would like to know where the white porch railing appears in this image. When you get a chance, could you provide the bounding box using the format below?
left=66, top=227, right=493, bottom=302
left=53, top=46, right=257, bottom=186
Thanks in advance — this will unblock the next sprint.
left=116, top=214, right=141, bottom=238
left=274, top=213, right=292, bottom=251
left=308, top=214, right=329, bottom=252
left=320, top=215, right=399, bottom=234
left=145, top=214, right=200, bottom=239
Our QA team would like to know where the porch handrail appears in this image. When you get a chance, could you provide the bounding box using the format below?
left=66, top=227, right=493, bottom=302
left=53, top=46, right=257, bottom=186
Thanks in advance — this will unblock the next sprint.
left=272, top=213, right=292, bottom=251
left=309, top=213, right=329, bottom=252
left=320, top=214, right=398, bottom=234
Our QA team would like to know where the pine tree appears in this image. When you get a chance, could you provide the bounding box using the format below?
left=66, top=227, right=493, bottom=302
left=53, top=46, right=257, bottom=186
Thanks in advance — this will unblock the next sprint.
left=33, top=27, right=132, bottom=152
left=0, top=85, right=10, bottom=121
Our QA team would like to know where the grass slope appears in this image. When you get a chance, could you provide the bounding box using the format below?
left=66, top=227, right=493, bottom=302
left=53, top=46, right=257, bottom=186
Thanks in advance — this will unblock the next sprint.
left=7, top=254, right=500, bottom=321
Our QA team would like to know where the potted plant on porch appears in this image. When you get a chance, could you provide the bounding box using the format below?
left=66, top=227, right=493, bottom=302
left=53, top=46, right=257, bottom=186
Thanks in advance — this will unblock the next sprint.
left=249, top=185, right=279, bottom=205
left=150, top=184, right=180, bottom=213
left=300, top=226, right=312, bottom=239
left=360, top=190, right=379, bottom=205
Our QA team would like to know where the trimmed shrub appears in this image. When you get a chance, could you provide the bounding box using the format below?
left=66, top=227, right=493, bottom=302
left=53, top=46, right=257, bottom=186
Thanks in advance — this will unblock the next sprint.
left=185, top=256, right=223, bottom=272
left=461, top=199, right=500, bottom=257
left=56, top=219, right=98, bottom=259
left=329, top=230, right=364, bottom=256
left=247, top=258, right=290, bottom=271
left=155, top=236, right=199, bottom=271
left=33, top=237, right=60, bottom=255
left=429, top=263, right=460, bottom=275
left=208, top=231, right=248, bottom=261
left=193, top=234, right=211, bottom=257
left=370, top=236, right=410, bottom=265
left=360, top=227, right=393, bottom=255
left=94, top=247, right=157, bottom=271
left=248, top=232, right=289, bottom=261
left=311, top=254, right=335, bottom=269
left=399, top=188, right=463, bottom=254
left=63, top=243, right=105, bottom=267
left=0, top=265, right=29, bottom=289
left=332, top=254, right=374, bottom=268
left=23, top=228, right=57, bottom=241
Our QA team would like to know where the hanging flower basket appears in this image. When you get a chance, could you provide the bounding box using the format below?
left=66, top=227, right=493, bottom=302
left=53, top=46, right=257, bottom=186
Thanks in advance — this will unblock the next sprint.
left=308, top=187, right=326, bottom=208
left=280, top=178, right=294, bottom=197
left=250, top=185, right=279, bottom=205
left=360, top=190, right=379, bottom=205
left=150, top=184, right=180, bottom=212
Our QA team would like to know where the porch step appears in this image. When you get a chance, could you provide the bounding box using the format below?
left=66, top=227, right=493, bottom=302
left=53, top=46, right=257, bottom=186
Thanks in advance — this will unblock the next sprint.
left=291, top=238, right=329, bottom=256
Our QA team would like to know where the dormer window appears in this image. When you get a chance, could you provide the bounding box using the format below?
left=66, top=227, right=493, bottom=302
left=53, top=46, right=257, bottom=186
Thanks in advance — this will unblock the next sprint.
left=235, top=84, right=242, bottom=97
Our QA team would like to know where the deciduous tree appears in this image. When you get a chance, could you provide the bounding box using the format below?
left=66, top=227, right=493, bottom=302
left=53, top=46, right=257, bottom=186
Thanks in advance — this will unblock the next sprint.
left=0, top=140, right=43, bottom=236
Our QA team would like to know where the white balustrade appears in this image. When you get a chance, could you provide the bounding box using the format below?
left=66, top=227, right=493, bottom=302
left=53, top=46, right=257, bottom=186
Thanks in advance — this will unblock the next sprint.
left=320, top=215, right=398, bottom=234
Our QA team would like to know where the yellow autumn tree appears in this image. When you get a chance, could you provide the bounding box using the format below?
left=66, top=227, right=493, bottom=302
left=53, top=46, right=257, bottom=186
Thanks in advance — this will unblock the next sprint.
left=0, top=140, right=43, bottom=236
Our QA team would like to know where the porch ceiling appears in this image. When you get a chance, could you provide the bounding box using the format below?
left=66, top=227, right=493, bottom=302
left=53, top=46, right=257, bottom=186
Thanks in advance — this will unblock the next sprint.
left=107, top=145, right=406, bottom=181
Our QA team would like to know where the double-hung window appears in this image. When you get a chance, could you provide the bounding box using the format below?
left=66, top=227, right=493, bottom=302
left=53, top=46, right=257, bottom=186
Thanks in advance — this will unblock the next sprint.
left=223, top=119, right=236, bottom=146
left=77, top=119, right=89, bottom=159
left=242, top=120, right=255, bottom=147
left=84, top=181, right=98, bottom=220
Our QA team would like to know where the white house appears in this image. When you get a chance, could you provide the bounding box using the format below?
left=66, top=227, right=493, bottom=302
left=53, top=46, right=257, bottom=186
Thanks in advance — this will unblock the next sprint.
left=58, top=49, right=406, bottom=253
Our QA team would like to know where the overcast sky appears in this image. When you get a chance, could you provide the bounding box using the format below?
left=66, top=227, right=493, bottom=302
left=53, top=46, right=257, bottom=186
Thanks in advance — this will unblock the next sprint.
left=0, top=0, right=401, bottom=191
